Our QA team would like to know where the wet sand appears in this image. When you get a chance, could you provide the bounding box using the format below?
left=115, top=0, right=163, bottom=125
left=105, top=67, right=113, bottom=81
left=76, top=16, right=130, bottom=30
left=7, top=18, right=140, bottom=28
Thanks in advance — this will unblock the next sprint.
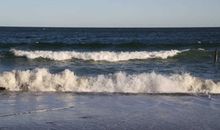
left=0, top=92, right=220, bottom=130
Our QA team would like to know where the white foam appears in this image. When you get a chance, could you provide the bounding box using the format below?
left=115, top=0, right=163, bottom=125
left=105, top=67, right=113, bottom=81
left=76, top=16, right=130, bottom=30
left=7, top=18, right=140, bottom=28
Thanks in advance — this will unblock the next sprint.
left=197, top=48, right=206, bottom=51
left=11, top=49, right=186, bottom=62
left=0, top=68, right=219, bottom=94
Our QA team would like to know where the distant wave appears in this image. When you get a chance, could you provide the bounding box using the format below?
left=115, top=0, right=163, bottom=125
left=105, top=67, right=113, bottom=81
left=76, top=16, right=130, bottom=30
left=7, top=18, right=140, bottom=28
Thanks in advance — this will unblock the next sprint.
left=11, top=49, right=187, bottom=62
left=0, top=68, right=219, bottom=94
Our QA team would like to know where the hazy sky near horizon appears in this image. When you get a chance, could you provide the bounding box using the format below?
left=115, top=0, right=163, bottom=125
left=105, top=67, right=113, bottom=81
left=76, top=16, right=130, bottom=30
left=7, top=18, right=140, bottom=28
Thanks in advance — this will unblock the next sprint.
left=0, top=0, right=220, bottom=27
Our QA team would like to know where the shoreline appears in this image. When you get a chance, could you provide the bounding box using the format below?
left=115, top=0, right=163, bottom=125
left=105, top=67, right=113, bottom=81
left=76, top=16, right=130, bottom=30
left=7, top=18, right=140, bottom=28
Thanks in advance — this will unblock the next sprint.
left=0, top=93, right=220, bottom=129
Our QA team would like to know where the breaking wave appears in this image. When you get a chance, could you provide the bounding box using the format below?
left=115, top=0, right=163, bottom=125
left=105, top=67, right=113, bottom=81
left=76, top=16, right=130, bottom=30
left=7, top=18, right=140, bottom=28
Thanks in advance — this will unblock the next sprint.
left=11, top=49, right=187, bottom=62
left=0, top=68, right=220, bottom=94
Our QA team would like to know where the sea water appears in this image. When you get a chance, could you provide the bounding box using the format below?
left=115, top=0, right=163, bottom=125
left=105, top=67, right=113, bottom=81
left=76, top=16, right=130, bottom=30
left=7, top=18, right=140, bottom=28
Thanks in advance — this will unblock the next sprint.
left=0, top=27, right=220, bottom=129
left=0, top=27, right=220, bottom=93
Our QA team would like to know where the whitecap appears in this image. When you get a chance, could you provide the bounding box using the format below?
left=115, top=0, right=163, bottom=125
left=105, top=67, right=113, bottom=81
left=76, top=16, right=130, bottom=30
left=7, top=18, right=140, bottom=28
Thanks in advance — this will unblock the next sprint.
left=0, top=68, right=219, bottom=94
left=11, top=49, right=188, bottom=62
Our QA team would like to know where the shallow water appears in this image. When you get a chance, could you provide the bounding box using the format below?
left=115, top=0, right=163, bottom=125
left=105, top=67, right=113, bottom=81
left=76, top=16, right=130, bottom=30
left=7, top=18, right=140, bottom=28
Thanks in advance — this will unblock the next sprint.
left=0, top=92, right=220, bottom=130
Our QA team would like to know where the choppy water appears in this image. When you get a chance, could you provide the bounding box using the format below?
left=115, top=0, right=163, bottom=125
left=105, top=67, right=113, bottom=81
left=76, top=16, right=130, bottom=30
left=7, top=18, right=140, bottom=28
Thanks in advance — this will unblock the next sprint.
left=0, top=27, right=220, bottom=94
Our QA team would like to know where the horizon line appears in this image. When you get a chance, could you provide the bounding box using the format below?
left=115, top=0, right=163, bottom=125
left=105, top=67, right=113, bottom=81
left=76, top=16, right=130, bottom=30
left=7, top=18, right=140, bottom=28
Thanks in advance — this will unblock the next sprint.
left=0, top=25, right=220, bottom=29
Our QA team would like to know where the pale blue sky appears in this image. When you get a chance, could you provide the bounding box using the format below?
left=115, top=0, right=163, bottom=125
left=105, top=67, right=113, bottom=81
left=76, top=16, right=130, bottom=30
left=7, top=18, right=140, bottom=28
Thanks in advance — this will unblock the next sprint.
left=0, top=0, right=220, bottom=27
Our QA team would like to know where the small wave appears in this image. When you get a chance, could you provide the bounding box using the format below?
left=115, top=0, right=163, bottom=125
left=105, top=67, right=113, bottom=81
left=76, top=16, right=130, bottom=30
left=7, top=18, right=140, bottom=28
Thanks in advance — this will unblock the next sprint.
left=198, top=48, right=206, bottom=51
left=0, top=68, right=219, bottom=94
left=11, top=49, right=187, bottom=62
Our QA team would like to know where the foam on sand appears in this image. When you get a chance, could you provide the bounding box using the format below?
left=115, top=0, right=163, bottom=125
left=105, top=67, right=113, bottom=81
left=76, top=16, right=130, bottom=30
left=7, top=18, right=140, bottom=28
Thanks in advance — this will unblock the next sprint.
left=0, top=68, right=219, bottom=94
left=11, top=49, right=187, bottom=62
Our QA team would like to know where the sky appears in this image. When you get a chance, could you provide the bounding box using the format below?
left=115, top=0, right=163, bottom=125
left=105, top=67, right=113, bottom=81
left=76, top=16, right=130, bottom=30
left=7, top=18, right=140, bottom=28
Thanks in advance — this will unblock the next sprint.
left=0, top=0, right=220, bottom=27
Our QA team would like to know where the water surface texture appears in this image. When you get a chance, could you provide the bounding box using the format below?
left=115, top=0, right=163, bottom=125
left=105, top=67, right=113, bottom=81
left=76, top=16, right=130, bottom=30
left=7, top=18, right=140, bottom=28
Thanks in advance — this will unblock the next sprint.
left=1, top=27, right=220, bottom=130
left=0, top=93, right=220, bottom=130
left=0, top=27, right=220, bottom=93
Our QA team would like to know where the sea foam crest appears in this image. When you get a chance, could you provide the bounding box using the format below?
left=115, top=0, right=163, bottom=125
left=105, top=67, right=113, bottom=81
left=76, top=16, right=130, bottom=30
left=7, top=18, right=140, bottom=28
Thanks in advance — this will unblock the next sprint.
left=0, top=68, right=219, bottom=94
left=11, top=49, right=186, bottom=62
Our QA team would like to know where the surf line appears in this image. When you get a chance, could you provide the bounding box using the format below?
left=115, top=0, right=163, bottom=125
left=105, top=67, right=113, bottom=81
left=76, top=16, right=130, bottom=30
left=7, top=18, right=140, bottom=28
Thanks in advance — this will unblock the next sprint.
left=0, top=106, right=74, bottom=117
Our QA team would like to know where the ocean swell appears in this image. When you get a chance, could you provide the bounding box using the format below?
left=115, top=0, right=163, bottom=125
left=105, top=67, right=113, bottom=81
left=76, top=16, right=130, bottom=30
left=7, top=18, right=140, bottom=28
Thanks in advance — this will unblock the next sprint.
left=0, top=68, right=219, bottom=94
left=11, top=49, right=187, bottom=62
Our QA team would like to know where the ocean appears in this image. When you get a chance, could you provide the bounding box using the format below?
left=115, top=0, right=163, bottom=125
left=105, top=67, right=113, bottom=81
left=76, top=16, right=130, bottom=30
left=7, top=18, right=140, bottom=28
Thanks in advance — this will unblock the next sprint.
left=0, top=27, right=220, bottom=129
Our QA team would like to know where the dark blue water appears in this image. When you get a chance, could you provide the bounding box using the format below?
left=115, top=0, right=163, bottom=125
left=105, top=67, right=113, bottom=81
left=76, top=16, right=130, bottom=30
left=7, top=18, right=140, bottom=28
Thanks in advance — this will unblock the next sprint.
left=0, top=27, right=220, bottom=93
